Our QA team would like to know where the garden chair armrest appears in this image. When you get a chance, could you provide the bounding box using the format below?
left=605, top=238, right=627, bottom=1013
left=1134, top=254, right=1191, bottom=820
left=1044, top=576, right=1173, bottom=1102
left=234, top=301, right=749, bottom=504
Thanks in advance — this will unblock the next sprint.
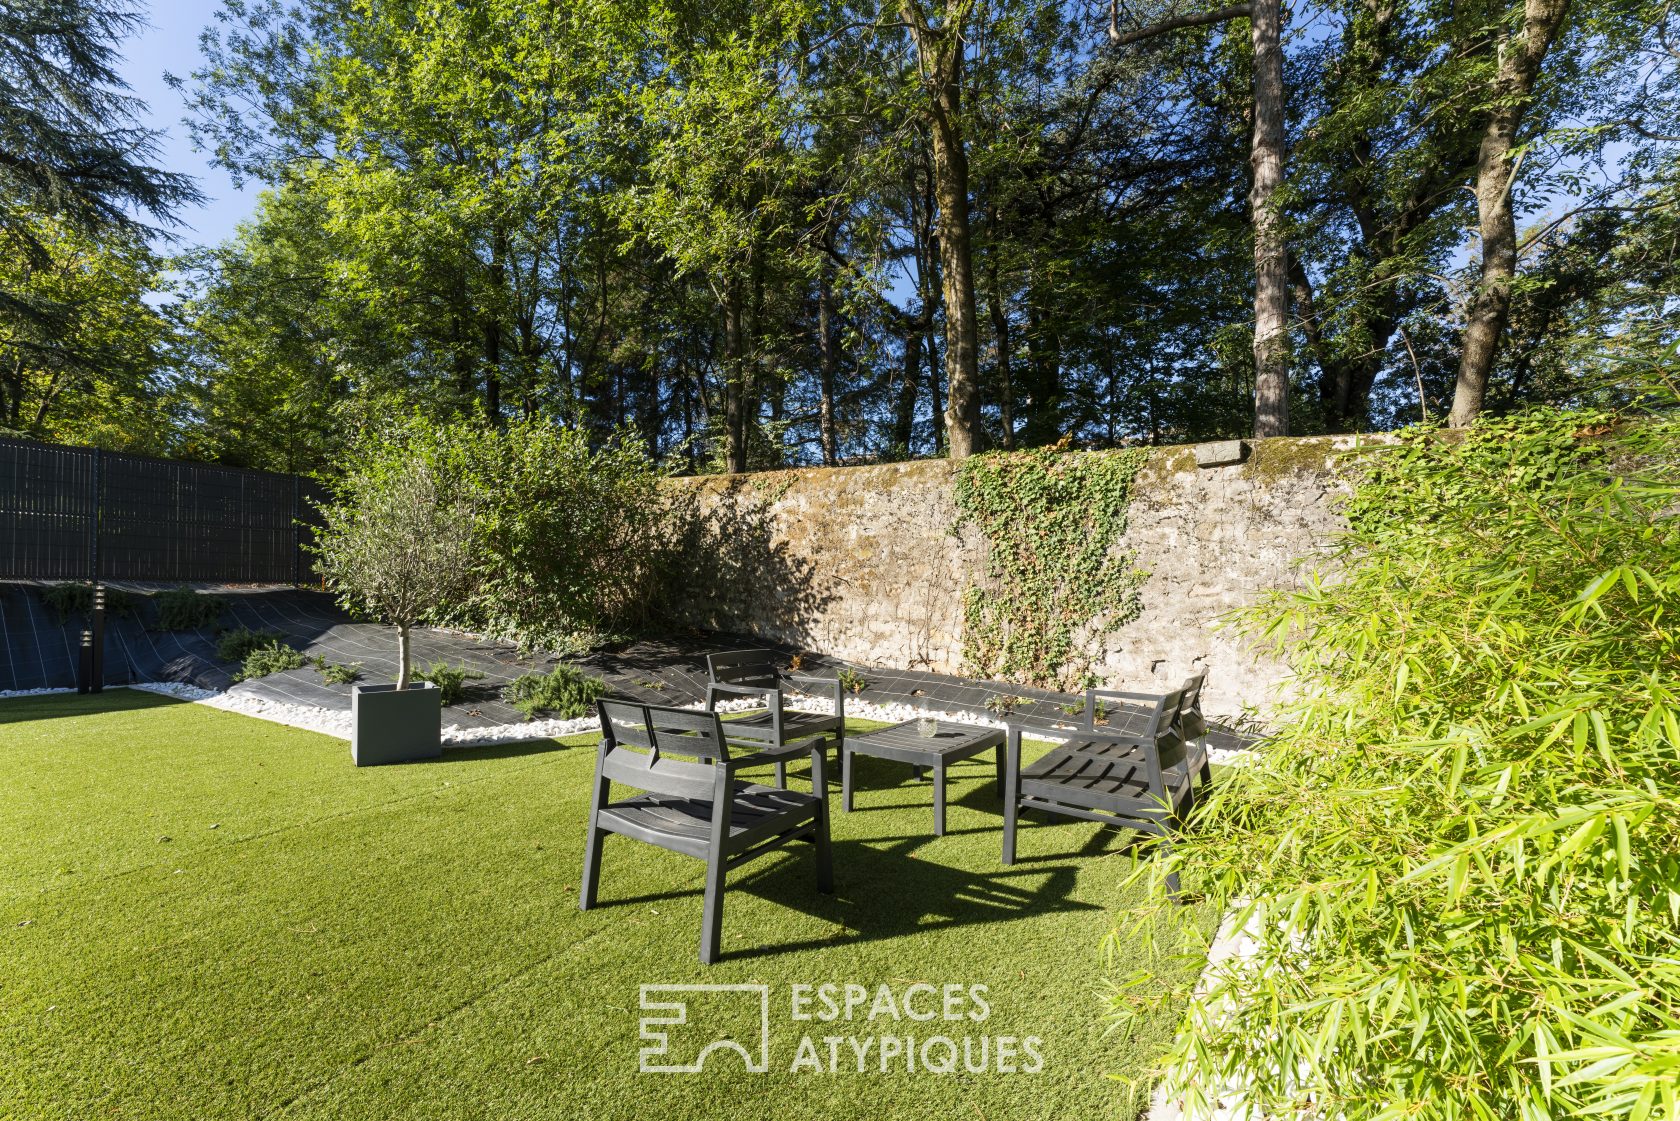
left=706, top=682, right=779, bottom=710
left=781, top=672, right=840, bottom=695
left=780, top=673, right=844, bottom=722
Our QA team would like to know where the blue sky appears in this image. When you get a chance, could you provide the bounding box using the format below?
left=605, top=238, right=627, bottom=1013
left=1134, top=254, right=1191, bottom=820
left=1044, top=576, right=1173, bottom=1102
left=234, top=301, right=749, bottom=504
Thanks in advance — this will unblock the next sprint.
left=123, top=0, right=257, bottom=250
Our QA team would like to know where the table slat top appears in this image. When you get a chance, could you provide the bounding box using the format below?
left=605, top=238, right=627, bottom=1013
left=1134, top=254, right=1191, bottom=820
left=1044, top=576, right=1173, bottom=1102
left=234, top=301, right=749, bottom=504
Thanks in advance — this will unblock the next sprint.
left=845, top=719, right=1004, bottom=758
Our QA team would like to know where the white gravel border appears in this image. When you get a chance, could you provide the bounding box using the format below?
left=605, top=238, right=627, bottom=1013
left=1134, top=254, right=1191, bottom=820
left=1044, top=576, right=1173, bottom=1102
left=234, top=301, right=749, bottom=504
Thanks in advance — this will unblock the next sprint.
left=9, top=681, right=1253, bottom=762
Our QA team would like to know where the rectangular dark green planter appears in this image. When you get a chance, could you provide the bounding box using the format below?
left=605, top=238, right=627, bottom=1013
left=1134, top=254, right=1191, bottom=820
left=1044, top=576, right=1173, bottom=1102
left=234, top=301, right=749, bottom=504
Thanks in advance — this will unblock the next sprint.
left=351, top=682, right=441, bottom=766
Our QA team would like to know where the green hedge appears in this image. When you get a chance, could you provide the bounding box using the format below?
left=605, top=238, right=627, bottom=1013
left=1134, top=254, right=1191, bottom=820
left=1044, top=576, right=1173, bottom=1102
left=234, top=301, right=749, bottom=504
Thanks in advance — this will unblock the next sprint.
left=1111, top=383, right=1680, bottom=1117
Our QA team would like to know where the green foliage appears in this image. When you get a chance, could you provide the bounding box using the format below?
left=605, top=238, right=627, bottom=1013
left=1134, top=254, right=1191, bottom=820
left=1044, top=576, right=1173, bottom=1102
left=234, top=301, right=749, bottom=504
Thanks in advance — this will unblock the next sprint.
left=0, top=216, right=182, bottom=451
left=984, top=693, right=1030, bottom=715
left=154, top=585, right=227, bottom=631
left=311, top=656, right=361, bottom=686
left=215, top=627, right=284, bottom=664
left=39, top=583, right=139, bottom=622
left=312, top=418, right=479, bottom=688
left=1059, top=698, right=1109, bottom=724
left=836, top=668, right=868, bottom=695
left=415, top=661, right=482, bottom=707
left=232, top=641, right=307, bottom=682
left=432, top=419, right=674, bottom=650
left=501, top=665, right=608, bottom=720
left=1110, top=384, right=1680, bottom=1117
left=954, top=444, right=1149, bottom=691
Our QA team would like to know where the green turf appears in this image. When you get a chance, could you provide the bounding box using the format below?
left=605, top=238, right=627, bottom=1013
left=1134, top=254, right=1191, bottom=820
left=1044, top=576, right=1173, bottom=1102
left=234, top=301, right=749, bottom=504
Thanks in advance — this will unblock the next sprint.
left=0, top=690, right=1208, bottom=1120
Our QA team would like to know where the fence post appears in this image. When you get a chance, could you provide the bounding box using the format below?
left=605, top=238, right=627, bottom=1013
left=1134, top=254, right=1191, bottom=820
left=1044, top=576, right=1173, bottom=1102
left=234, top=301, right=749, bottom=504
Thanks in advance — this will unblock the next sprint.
left=292, top=473, right=300, bottom=586
left=88, top=448, right=101, bottom=583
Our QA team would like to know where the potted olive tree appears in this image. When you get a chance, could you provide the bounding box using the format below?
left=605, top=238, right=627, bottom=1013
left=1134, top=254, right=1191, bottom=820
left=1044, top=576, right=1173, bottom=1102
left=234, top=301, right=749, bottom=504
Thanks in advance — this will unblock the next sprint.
left=314, top=431, right=477, bottom=766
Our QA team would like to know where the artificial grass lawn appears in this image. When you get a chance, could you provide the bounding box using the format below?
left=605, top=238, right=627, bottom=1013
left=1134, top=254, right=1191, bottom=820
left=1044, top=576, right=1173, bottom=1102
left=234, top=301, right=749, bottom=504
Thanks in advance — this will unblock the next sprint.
left=1, top=690, right=1208, bottom=1120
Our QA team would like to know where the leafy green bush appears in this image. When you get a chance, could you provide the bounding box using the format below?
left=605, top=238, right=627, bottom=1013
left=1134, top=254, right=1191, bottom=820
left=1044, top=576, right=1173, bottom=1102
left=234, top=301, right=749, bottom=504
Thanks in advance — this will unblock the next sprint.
left=315, top=416, right=671, bottom=656
left=154, top=585, right=227, bottom=631
left=416, top=661, right=482, bottom=706
left=216, top=627, right=284, bottom=664
left=310, top=656, right=361, bottom=685
left=502, top=664, right=608, bottom=720
left=1110, top=395, right=1680, bottom=1118
left=436, top=419, right=672, bottom=650
left=40, top=583, right=139, bottom=622
left=233, top=642, right=307, bottom=682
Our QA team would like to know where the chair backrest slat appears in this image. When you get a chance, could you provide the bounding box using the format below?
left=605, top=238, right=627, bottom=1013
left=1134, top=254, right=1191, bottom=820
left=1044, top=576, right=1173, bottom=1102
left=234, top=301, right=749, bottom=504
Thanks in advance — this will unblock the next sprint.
left=597, top=700, right=728, bottom=800
left=599, top=698, right=654, bottom=749
left=602, top=747, right=718, bottom=801
left=706, top=648, right=780, bottom=689
left=1084, top=687, right=1171, bottom=739
left=1079, top=686, right=1188, bottom=791
left=1151, top=686, right=1189, bottom=776
left=1177, top=672, right=1208, bottom=741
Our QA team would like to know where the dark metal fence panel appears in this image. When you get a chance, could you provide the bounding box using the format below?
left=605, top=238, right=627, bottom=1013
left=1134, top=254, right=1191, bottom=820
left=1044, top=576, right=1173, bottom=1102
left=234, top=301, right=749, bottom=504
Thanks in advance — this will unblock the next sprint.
left=0, top=438, right=98, bottom=579
left=0, top=436, right=321, bottom=583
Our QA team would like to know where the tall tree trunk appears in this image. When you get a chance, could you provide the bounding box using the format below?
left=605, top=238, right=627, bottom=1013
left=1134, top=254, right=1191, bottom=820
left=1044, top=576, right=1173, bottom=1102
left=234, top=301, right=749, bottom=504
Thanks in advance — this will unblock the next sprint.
left=1449, top=0, right=1571, bottom=428
left=894, top=330, right=922, bottom=453
left=817, top=266, right=840, bottom=466
left=1023, top=297, right=1062, bottom=445
left=722, top=284, right=749, bottom=474
left=987, top=261, right=1015, bottom=450
left=396, top=623, right=411, bottom=690
left=484, top=227, right=508, bottom=421
left=1249, top=0, right=1289, bottom=438
left=902, top=0, right=984, bottom=459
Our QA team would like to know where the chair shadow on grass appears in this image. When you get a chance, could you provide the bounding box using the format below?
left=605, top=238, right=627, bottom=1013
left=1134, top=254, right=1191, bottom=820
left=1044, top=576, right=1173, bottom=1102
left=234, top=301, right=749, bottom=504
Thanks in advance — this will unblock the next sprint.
left=767, top=838, right=1102, bottom=957
left=580, top=761, right=1147, bottom=965
left=588, top=834, right=1103, bottom=963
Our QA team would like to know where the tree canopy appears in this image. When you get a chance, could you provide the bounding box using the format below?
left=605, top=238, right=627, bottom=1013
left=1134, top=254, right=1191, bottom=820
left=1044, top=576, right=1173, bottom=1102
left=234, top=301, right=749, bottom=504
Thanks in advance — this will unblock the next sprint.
left=0, top=0, right=1674, bottom=470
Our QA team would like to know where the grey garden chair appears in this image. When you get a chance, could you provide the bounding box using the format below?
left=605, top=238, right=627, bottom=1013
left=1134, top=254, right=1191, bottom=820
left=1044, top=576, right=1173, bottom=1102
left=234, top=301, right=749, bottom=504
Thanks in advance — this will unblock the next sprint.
left=1081, top=674, right=1213, bottom=803
left=705, top=648, right=845, bottom=788
left=1002, top=684, right=1194, bottom=897
left=1176, top=671, right=1214, bottom=797
left=580, top=699, right=834, bottom=965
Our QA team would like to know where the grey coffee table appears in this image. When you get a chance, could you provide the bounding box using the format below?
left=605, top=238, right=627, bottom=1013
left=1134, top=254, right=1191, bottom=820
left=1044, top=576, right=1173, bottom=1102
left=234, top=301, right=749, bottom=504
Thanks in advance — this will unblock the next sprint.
left=842, top=720, right=1006, bottom=836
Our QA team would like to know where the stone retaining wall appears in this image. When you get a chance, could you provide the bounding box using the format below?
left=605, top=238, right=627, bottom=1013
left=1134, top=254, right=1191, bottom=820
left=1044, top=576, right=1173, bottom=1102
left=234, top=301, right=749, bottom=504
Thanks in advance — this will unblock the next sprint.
left=664, top=436, right=1366, bottom=717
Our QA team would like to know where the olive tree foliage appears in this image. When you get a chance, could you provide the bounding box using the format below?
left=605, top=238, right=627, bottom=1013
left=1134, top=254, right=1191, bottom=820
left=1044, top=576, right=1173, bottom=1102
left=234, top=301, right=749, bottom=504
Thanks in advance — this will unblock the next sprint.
left=315, top=413, right=672, bottom=664
left=1109, top=353, right=1680, bottom=1118
left=312, top=426, right=478, bottom=689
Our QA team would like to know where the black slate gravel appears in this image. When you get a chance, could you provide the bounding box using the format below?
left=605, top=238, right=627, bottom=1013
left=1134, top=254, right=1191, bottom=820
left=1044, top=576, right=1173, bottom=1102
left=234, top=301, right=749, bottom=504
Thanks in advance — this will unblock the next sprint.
left=0, top=581, right=1256, bottom=750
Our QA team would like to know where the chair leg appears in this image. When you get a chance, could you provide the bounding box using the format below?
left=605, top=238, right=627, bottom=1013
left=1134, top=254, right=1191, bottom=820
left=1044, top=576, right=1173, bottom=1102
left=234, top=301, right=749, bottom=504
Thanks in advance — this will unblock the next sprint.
left=774, top=759, right=787, bottom=788
left=841, top=746, right=855, bottom=812
left=933, top=761, right=947, bottom=837
left=814, top=809, right=834, bottom=894
left=993, top=744, right=1005, bottom=800
left=1002, top=796, right=1018, bottom=865
left=580, top=827, right=605, bottom=910
left=1001, top=731, right=1021, bottom=865
left=1160, top=838, right=1184, bottom=902
left=700, top=854, right=728, bottom=965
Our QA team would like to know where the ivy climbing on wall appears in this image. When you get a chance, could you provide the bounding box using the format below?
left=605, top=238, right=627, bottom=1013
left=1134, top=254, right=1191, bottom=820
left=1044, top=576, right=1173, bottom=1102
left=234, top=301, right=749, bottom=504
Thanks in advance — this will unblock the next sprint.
left=953, top=444, right=1150, bottom=692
